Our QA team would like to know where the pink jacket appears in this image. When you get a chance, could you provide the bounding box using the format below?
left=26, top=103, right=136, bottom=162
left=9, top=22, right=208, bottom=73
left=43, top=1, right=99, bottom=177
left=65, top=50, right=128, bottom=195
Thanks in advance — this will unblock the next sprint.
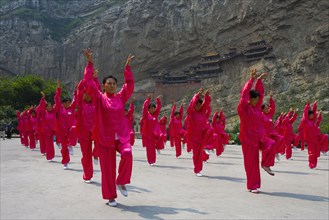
left=142, top=97, right=161, bottom=138
left=212, top=111, right=226, bottom=135
left=76, top=80, right=96, bottom=140
left=282, top=111, right=297, bottom=140
left=187, top=92, right=211, bottom=142
left=169, top=104, right=184, bottom=138
left=262, top=97, right=276, bottom=135
left=54, top=87, right=77, bottom=137
left=83, top=61, right=134, bottom=147
left=37, top=97, right=56, bottom=135
left=301, top=102, right=319, bottom=143
left=237, top=77, right=266, bottom=145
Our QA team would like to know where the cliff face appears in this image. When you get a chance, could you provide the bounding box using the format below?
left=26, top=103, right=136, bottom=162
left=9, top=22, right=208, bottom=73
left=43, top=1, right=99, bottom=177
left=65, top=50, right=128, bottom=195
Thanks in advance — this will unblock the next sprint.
left=1, top=0, right=328, bottom=127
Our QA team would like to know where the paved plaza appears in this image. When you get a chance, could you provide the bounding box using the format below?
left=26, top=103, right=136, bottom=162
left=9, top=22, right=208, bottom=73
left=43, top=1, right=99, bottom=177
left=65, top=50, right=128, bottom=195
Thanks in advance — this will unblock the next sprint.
left=1, top=138, right=328, bottom=219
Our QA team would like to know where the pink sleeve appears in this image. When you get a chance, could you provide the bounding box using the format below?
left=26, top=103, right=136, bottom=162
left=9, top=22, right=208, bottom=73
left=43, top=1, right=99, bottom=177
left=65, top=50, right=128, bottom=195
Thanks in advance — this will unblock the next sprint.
left=83, top=62, right=101, bottom=102
left=117, top=66, right=134, bottom=104
left=127, top=102, right=134, bottom=121
left=179, top=105, right=184, bottom=120
left=254, top=78, right=264, bottom=110
left=312, top=102, right=317, bottom=119
left=154, top=97, right=162, bottom=117
left=187, top=93, right=199, bottom=115
left=238, top=78, right=254, bottom=115
left=290, top=112, right=297, bottom=123
left=170, top=104, right=176, bottom=121
left=212, top=112, right=218, bottom=126
left=142, top=98, right=151, bottom=118
left=201, top=93, right=211, bottom=115
left=268, top=97, right=276, bottom=118
left=54, top=87, right=61, bottom=113
left=316, top=113, right=322, bottom=127
left=70, top=89, right=78, bottom=109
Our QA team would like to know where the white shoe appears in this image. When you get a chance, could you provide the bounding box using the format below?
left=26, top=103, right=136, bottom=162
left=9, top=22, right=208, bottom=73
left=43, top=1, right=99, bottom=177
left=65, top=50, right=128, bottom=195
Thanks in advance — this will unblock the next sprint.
left=117, top=185, right=128, bottom=197
left=68, top=146, right=74, bottom=155
left=157, top=149, right=161, bottom=154
left=149, top=163, right=155, bottom=166
left=48, top=159, right=53, bottom=162
left=63, top=164, right=68, bottom=170
left=57, top=143, right=62, bottom=149
left=249, top=189, right=260, bottom=194
left=196, top=172, right=203, bottom=177
left=176, top=156, right=181, bottom=159
left=204, top=149, right=211, bottom=155
left=275, top=154, right=280, bottom=161
left=287, top=158, right=293, bottom=161
left=107, top=199, right=117, bottom=207
left=84, top=180, right=91, bottom=184
left=94, top=158, right=99, bottom=165
left=261, top=166, right=275, bottom=176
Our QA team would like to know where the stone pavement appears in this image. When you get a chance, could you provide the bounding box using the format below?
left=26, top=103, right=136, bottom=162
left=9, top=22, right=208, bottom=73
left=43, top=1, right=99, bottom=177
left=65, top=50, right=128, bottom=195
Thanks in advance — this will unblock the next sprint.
left=0, top=138, right=328, bottom=220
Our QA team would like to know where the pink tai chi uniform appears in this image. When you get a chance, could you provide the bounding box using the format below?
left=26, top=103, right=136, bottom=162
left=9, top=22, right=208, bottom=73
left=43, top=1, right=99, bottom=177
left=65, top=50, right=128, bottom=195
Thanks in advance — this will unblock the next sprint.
left=301, top=102, right=320, bottom=168
left=169, top=104, right=186, bottom=158
left=76, top=79, right=100, bottom=181
left=212, top=111, right=229, bottom=157
left=237, top=77, right=276, bottom=192
left=83, top=61, right=134, bottom=201
left=158, top=116, right=168, bottom=150
left=54, top=87, right=78, bottom=167
left=282, top=111, right=297, bottom=160
left=37, top=96, right=56, bottom=161
left=141, top=97, right=162, bottom=165
left=187, top=91, right=213, bottom=175
left=261, top=96, right=284, bottom=161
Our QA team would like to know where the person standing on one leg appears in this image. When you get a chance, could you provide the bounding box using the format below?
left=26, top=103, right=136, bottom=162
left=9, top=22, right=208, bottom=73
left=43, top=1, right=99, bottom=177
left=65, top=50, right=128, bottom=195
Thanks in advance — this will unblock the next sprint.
left=169, top=103, right=186, bottom=158
left=83, top=49, right=135, bottom=207
left=282, top=109, right=297, bottom=160
left=237, top=69, right=276, bottom=194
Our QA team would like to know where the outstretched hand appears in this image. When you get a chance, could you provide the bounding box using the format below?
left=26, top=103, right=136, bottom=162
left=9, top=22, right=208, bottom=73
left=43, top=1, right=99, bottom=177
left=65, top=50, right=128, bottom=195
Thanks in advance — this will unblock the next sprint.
left=258, top=72, right=268, bottom=80
left=251, top=69, right=257, bottom=79
left=84, top=48, right=93, bottom=63
left=156, top=95, right=162, bottom=100
left=125, top=54, right=135, bottom=67
left=93, top=68, right=99, bottom=78
left=198, top=87, right=204, bottom=95
left=40, top=91, right=45, bottom=98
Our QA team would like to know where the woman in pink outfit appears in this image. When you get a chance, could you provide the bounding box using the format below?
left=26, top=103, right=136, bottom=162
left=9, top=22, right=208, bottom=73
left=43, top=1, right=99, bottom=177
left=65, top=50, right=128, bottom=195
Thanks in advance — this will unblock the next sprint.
left=125, top=99, right=135, bottom=146
left=83, top=49, right=134, bottom=207
left=37, top=92, right=57, bottom=161
left=212, top=109, right=229, bottom=157
left=186, top=88, right=213, bottom=176
left=261, top=92, right=284, bottom=161
left=301, top=101, right=320, bottom=169
left=169, top=103, right=186, bottom=158
left=237, top=69, right=276, bottom=194
left=54, top=81, right=78, bottom=169
left=282, top=109, right=297, bottom=160
left=158, top=115, right=168, bottom=151
left=76, top=72, right=101, bottom=183
left=141, top=95, right=162, bottom=165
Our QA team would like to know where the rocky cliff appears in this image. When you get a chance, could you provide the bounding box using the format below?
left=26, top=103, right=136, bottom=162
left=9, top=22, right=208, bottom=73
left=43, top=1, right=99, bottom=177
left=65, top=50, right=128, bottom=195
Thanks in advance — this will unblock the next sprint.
left=1, top=0, right=328, bottom=128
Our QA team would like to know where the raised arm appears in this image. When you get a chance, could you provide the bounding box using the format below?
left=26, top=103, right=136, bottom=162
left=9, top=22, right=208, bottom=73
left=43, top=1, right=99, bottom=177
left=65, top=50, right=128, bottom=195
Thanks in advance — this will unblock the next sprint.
left=187, top=93, right=200, bottom=115
left=212, top=112, right=218, bottom=126
left=154, top=96, right=162, bottom=117
left=316, top=112, right=322, bottom=127
left=179, top=104, right=184, bottom=120
left=237, top=75, right=255, bottom=115
left=142, top=97, right=151, bottom=118
left=54, top=81, right=61, bottom=112
left=117, top=54, right=135, bottom=103
left=268, top=94, right=276, bottom=118
left=170, top=104, right=176, bottom=120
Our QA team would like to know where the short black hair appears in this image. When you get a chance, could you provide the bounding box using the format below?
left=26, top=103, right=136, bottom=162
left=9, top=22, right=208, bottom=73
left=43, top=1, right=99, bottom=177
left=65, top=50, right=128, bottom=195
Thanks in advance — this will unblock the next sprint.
left=196, top=98, right=203, bottom=104
left=261, top=103, right=268, bottom=110
left=308, top=110, right=314, bottom=115
left=102, top=75, right=117, bottom=84
left=62, top=97, right=71, bottom=103
left=148, top=103, right=156, bottom=109
left=174, top=111, right=180, bottom=116
left=249, top=90, right=260, bottom=99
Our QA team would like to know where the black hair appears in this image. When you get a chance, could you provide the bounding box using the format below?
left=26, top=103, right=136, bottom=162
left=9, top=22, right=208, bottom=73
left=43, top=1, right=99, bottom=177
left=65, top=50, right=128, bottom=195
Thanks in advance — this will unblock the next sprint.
left=174, top=111, right=180, bottom=116
left=261, top=103, right=268, bottom=110
left=196, top=98, right=203, bottom=104
left=308, top=110, right=314, bottom=115
left=249, top=90, right=260, bottom=99
left=62, top=97, right=71, bottom=103
left=102, top=75, right=118, bottom=84
left=148, top=103, right=156, bottom=109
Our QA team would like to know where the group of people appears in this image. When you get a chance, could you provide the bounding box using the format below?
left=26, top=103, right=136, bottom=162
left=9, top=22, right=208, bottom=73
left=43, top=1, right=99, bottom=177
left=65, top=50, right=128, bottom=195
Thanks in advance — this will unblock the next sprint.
left=238, top=69, right=328, bottom=193
left=14, top=49, right=328, bottom=206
